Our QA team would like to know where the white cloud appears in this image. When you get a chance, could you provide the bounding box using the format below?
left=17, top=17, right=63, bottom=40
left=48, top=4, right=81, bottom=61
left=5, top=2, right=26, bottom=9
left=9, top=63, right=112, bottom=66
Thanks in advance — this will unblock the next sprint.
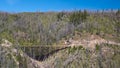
left=6, top=0, right=19, bottom=5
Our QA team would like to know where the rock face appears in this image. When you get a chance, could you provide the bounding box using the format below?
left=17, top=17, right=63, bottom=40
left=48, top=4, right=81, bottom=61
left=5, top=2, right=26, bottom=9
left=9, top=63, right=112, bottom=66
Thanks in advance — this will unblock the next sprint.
left=0, top=39, right=43, bottom=68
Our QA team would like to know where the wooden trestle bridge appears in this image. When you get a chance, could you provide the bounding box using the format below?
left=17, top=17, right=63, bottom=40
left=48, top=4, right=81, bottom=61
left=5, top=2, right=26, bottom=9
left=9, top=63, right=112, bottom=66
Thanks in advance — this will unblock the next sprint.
left=20, top=45, right=69, bottom=61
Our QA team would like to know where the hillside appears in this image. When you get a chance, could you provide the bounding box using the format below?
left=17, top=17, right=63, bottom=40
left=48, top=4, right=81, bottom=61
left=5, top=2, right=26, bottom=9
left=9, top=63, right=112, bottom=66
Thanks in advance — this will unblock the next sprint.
left=42, top=44, right=120, bottom=68
left=0, top=39, right=120, bottom=68
left=0, top=10, right=120, bottom=45
left=0, top=10, right=120, bottom=68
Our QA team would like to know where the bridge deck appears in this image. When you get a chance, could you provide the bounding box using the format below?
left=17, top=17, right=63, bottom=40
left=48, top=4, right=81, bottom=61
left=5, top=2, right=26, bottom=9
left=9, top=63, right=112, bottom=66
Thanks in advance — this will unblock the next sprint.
left=20, top=45, right=67, bottom=48
left=19, top=45, right=69, bottom=61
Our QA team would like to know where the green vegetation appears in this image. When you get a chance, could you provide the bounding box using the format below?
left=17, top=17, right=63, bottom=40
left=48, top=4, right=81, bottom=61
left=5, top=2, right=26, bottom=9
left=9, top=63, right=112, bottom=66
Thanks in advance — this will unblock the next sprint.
left=69, top=10, right=88, bottom=26
left=42, top=44, right=120, bottom=68
left=96, top=44, right=100, bottom=50
left=0, top=10, right=120, bottom=45
left=67, top=46, right=83, bottom=54
left=0, top=10, right=120, bottom=68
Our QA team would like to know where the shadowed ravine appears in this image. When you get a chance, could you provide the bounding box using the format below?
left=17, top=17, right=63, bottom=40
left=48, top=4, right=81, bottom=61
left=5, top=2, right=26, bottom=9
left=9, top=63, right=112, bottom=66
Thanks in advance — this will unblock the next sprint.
left=35, top=47, right=69, bottom=61
left=21, top=38, right=120, bottom=61
left=21, top=46, right=69, bottom=61
left=1, top=39, right=120, bottom=68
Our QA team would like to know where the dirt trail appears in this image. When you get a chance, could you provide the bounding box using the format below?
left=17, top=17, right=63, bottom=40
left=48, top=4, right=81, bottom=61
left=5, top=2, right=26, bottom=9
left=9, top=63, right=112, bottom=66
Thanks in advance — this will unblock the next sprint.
left=19, top=35, right=120, bottom=67
left=29, top=35, right=120, bottom=67
left=1, top=36, right=119, bottom=68
left=65, top=35, right=120, bottom=49
left=32, top=35, right=120, bottom=67
left=27, top=35, right=120, bottom=67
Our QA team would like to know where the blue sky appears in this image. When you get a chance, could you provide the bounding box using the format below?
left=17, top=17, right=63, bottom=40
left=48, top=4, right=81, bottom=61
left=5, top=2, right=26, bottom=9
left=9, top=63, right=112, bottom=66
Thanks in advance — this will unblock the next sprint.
left=0, top=0, right=120, bottom=12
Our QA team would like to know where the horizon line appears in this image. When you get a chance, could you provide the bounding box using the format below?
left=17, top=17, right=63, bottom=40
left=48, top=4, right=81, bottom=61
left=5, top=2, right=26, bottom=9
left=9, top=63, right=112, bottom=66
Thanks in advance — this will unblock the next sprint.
left=0, top=9, right=119, bottom=13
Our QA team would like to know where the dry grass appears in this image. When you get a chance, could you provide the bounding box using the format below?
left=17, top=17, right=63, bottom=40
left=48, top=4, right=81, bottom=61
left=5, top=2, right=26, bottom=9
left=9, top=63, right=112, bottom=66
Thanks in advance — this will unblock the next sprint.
left=41, top=44, right=120, bottom=68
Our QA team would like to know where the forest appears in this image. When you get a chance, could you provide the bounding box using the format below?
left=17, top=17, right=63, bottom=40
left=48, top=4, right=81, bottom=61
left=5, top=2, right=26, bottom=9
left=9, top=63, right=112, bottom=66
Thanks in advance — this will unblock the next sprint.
left=0, top=10, right=120, bottom=45
left=0, top=10, right=120, bottom=68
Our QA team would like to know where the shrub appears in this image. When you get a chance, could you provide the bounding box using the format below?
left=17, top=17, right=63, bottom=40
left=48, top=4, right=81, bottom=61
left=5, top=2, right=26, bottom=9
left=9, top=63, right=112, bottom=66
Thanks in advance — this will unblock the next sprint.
left=96, top=44, right=100, bottom=50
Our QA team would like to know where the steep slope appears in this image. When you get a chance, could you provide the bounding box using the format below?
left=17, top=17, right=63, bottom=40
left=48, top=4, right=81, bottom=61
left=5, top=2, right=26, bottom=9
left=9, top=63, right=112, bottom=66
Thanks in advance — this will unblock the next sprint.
left=41, top=44, right=120, bottom=68
left=0, top=39, right=43, bottom=68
